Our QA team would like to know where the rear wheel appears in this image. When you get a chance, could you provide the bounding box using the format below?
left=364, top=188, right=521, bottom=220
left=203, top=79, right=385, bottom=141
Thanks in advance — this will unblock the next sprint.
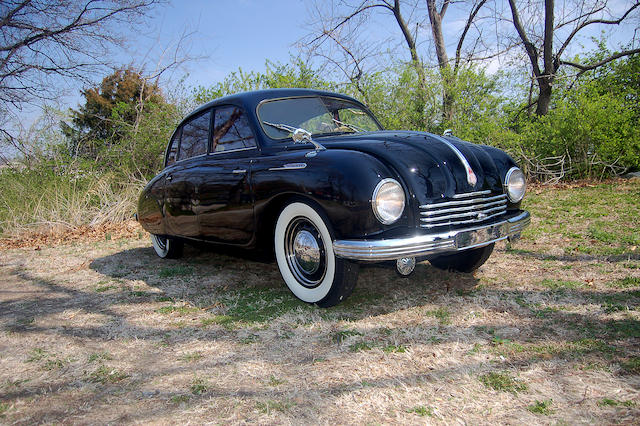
left=151, top=234, right=184, bottom=259
left=429, top=243, right=494, bottom=273
left=274, top=201, right=359, bottom=307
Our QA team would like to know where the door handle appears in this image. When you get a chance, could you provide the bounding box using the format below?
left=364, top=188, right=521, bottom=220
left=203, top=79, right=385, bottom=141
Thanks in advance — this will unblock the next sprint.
left=166, top=175, right=173, bottom=181
left=232, top=169, right=247, bottom=174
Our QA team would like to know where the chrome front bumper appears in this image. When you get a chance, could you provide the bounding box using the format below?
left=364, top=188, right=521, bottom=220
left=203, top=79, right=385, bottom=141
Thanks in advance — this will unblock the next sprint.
left=333, top=210, right=530, bottom=261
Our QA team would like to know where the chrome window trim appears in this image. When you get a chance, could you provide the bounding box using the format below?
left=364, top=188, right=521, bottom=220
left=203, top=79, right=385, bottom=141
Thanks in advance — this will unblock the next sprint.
left=206, top=146, right=257, bottom=156
left=255, top=95, right=383, bottom=141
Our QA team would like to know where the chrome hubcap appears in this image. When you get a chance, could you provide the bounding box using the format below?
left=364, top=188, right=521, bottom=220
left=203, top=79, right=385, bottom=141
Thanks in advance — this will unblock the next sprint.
left=285, top=217, right=326, bottom=288
left=293, top=230, right=321, bottom=274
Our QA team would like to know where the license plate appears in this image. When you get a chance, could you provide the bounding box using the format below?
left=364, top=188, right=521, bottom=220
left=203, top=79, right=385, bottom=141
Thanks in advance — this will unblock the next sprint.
left=455, top=224, right=502, bottom=248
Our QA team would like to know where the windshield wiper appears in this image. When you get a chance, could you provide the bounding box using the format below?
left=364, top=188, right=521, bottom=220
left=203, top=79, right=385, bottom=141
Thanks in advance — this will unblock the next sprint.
left=263, top=121, right=325, bottom=151
left=332, top=118, right=365, bottom=133
left=263, top=121, right=299, bottom=134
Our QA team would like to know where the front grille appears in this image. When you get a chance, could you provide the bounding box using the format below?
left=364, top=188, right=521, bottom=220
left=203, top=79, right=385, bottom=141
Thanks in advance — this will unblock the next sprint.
left=419, top=190, right=507, bottom=229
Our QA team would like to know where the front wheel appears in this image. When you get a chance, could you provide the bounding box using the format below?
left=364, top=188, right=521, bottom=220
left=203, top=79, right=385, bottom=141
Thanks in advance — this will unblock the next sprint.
left=429, top=243, right=494, bottom=273
left=274, top=201, right=359, bottom=307
left=151, top=234, right=184, bottom=259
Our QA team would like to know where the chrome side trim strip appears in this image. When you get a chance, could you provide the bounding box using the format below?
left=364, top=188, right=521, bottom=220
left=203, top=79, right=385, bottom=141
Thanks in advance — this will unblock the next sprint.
left=268, top=163, right=307, bottom=171
left=333, top=211, right=530, bottom=261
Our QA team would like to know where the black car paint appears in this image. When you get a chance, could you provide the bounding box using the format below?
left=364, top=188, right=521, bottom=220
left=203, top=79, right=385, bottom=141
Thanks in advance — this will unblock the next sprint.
left=137, top=88, right=521, bottom=248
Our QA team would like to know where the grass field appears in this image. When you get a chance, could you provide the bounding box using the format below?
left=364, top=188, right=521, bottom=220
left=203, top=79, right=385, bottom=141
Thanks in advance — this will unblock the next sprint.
left=1, top=179, right=639, bottom=424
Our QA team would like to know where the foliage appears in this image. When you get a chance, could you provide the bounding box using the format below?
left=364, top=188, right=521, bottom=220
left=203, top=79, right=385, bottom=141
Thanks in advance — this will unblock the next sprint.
left=63, top=67, right=167, bottom=160
left=1, top=50, right=639, bottom=234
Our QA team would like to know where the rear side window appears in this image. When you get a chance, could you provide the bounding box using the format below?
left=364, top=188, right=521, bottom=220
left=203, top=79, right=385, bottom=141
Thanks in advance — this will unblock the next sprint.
left=178, top=110, right=210, bottom=160
left=165, top=128, right=181, bottom=166
left=213, top=106, right=256, bottom=152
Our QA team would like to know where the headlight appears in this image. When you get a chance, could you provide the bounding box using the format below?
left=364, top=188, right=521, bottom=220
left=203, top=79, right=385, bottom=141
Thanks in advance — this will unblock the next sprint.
left=505, top=167, right=526, bottom=203
left=372, top=178, right=405, bottom=224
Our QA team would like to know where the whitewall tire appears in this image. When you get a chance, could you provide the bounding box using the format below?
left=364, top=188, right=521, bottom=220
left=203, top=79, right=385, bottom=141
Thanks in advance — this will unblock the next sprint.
left=151, top=234, right=184, bottom=259
left=274, top=201, right=359, bottom=307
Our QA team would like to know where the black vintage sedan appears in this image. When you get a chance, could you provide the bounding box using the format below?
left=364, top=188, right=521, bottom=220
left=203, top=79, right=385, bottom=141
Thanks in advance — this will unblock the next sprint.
left=137, top=88, right=530, bottom=307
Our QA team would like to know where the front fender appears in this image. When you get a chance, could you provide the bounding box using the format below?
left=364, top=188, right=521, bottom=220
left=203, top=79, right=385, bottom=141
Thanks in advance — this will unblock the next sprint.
left=252, top=149, right=411, bottom=239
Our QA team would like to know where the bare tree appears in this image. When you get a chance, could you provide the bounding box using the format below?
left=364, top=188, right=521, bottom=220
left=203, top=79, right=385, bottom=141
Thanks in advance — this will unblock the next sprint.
left=0, top=0, right=163, bottom=143
left=301, top=0, right=499, bottom=122
left=506, top=0, right=640, bottom=115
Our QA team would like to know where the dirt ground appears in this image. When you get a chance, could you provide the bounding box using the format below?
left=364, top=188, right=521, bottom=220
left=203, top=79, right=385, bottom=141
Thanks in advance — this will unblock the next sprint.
left=1, top=211, right=639, bottom=424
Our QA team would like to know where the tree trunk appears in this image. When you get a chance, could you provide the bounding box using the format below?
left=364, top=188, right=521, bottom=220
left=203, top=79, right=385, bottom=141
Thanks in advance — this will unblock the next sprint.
left=535, top=79, right=552, bottom=116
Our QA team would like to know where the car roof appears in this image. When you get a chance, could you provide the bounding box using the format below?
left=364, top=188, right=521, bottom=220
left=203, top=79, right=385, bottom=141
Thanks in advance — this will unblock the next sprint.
left=187, top=88, right=363, bottom=119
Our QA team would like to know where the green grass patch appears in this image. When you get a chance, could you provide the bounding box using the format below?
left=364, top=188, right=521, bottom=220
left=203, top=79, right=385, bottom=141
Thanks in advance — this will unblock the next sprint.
left=382, top=344, right=407, bottom=353
left=170, top=394, right=190, bottom=404
left=179, top=352, right=203, bottom=362
left=332, top=329, right=363, bottom=343
left=522, top=182, right=640, bottom=256
left=349, top=341, right=373, bottom=352
left=155, top=305, right=200, bottom=315
left=479, top=372, right=527, bottom=394
left=89, top=366, right=129, bottom=384
left=88, top=352, right=113, bottom=363
left=619, top=357, right=640, bottom=374
left=598, top=398, right=636, bottom=407
left=220, top=287, right=310, bottom=324
left=256, top=399, right=294, bottom=414
left=26, top=348, right=49, bottom=363
left=0, top=402, right=10, bottom=417
left=608, top=277, right=640, bottom=289
left=190, top=377, right=209, bottom=395
left=158, top=266, right=194, bottom=278
left=527, top=399, right=554, bottom=415
left=538, top=279, right=584, bottom=290
left=95, top=284, right=117, bottom=293
left=200, top=315, right=235, bottom=328
left=408, top=405, right=433, bottom=416
left=268, top=375, right=286, bottom=386
left=425, top=307, right=451, bottom=325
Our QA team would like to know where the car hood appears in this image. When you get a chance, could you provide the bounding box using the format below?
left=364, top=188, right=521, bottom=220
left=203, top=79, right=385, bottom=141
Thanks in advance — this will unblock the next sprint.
left=319, top=130, right=515, bottom=203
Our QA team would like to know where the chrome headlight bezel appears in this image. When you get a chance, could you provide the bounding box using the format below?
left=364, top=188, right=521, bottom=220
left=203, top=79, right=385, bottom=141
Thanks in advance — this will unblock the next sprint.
left=371, top=178, right=405, bottom=225
left=504, top=167, right=526, bottom=203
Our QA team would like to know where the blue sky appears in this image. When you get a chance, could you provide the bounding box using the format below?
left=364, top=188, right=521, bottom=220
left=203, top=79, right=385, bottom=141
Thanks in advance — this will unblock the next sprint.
left=129, top=0, right=311, bottom=89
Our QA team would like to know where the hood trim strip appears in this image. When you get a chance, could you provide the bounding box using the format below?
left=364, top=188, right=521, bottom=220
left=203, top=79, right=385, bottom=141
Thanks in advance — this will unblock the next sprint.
left=432, top=135, right=477, bottom=186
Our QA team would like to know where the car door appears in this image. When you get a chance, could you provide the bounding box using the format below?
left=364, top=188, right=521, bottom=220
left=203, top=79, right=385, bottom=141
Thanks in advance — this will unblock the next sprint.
left=197, top=105, right=257, bottom=245
left=164, top=109, right=210, bottom=237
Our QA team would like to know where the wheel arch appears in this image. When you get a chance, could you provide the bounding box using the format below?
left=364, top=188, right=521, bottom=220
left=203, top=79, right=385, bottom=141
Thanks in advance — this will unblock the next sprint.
left=255, top=192, right=331, bottom=255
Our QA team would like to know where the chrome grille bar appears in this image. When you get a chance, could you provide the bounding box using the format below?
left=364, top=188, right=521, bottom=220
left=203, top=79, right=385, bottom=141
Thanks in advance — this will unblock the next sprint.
left=419, top=192, right=507, bottom=229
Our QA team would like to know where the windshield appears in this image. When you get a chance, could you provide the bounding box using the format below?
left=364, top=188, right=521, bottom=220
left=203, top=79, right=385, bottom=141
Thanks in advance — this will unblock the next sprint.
left=258, top=96, right=382, bottom=140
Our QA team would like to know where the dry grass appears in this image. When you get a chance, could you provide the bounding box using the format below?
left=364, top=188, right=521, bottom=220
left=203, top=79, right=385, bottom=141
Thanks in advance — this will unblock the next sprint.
left=1, top=181, right=639, bottom=424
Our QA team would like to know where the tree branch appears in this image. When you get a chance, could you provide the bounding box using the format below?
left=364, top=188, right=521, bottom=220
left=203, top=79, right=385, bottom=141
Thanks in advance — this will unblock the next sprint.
left=560, top=48, right=640, bottom=76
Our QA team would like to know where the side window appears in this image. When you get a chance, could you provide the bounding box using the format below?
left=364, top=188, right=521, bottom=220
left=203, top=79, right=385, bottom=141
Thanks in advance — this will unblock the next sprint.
left=165, top=128, right=181, bottom=166
left=213, top=106, right=256, bottom=152
left=178, top=110, right=210, bottom=161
